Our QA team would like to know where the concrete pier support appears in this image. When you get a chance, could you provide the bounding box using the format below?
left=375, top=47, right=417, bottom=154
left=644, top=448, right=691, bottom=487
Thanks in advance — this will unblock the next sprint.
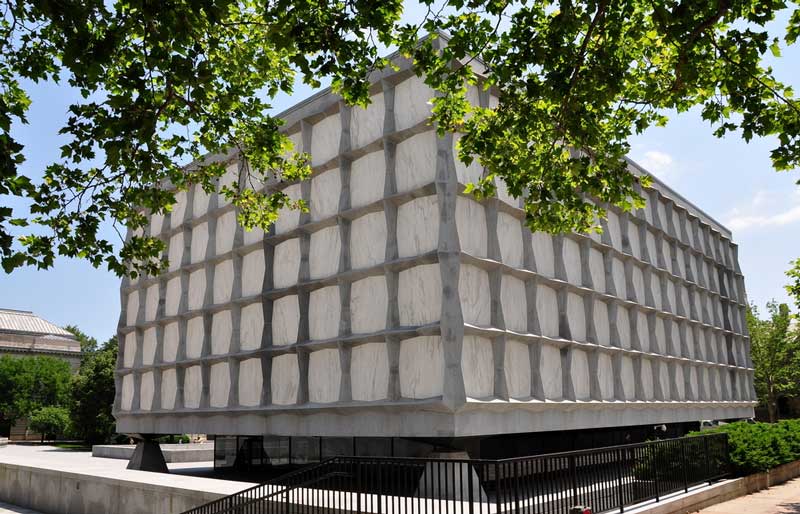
left=127, top=440, right=168, bottom=473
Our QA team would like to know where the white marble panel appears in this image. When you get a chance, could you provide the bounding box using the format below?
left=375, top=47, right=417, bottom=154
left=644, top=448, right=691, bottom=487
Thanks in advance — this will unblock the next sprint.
left=497, top=212, right=523, bottom=267
left=210, top=362, right=230, bottom=408
left=501, top=275, right=527, bottom=332
left=309, top=286, right=341, bottom=340
left=243, top=225, right=264, bottom=246
left=351, top=343, right=389, bottom=401
left=242, top=250, right=265, bottom=297
left=666, top=280, right=676, bottom=313
left=453, top=133, right=483, bottom=185
left=350, top=211, right=387, bottom=269
left=504, top=340, right=531, bottom=399
left=350, top=151, right=386, bottom=208
left=165, top=277, right=181, bottom=316
left=351, top=92, right=384, bottom=149
left=567, top=293, right=586, bottom=341
left=540, top=344, right=563, bottom=400
left=563, top=238, right=582, bottom=285
left=589, top=248, right=605, bottom=292
left=654, top=317, right=666, bottom=354
left=606, top=211, right=622, bottom=249
left=680, top=285, right=690, bottom=317
left=310, top=168, right=341, bottom=221
left=211, top=310, right=232, bottom=355
left=188, top=269, right=206, bottom=310
left=684, top=323, right=695, bottom=359
left=309, top=348, right=341, bottom=403
left=240, top=303, right=264, bottom=351
left=650, top=273, right=662, bottom=311
left=161, top=369, right=177, bottom=410
left=191, top=222, right=209, bottom=263
left=351, top=276, right=388, bottom=334
left=163, top=322, right=179, bottom=362
left=617, top=307, right=631, bottom=348
left=217, top=162, right=239, bottom=207
left=396, top=132, right=437, bottom=192
left=459, top=265, right=491, bottom=326
left=536, top=285, right=559, bottom=337
left=310, top=225, right=341, bottom=279
left=398, top=196, right=439, bottom=258
left=674, top=365, right=685, bottom=400
left=399, top=336, right=444, bottom=399
left=272, top=295, right=299, bottom=346
left=628, top=222, right=641, bottom=259
left=274, top=238, right=301, bottom=288
left=126, top=290, right=140, bottom=326
left=461, top=336, right=494, bottom=398
left=594, top=300, right=610, bottom=345
left=676, top=247, right=686, bottom=278
left=661, top=239, right=672, bottom=273
left=150, top=213, right=164, bottom=237
left=398, top=264, right=442, bottom=326
left=598, top=353, right=614, bottom=400
left=238, top=358, right=262, bottom=407
left=636, top=311, right=649, bottom=352
left=193, top=183, right=211, bottom=218
left=645, top=231, right=657, bottom=266
left=631, top=265, right=644, bottom=303
left=215, top=211, right=236, bottom=256
left=275, top=184, right=302, bottom=235
left=571, top=349, right=591, bottom=400
left=170, top=191, right=188, bottom=228
left=394, top=75, right=435, bottom=131
left=621, top=356, right=635, bottom=400
left=141, top=287, right=159, bottom=325
left=641, top=359, right=654, bottom=400
left=123, top=332, right=137, bottom=368
left=271, top=354, right=299, bottom=405
left=121, top=374, right=134, bottom=411
left=311, top=113, right=341, bottom=166
left=142, top=328, right=156, bottom=366
left=495, top=177, right=517, bottom=206
left=607, top=259, right=625, bottom=302
left=186, top=316, right=205, bottom=358
left=184, top=365, right=202, bottom=409
left=656, top=362, right=671, bottom=400
left=213, top=259, right=234, bottom=304
left=531, top=232, right=555, bottom=277
left=456, top=197, right=488, bottom=258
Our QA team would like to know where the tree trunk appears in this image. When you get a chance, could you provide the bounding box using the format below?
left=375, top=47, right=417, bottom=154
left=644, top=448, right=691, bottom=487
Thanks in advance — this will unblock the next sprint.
left=768, top=392, right=778, bottom=423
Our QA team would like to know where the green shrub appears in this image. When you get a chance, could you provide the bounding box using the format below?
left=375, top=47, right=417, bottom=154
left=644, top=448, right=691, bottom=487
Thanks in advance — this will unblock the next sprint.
left=28, top=406, right=71, bottom=441
left=691, top=420, right=800, bottom=476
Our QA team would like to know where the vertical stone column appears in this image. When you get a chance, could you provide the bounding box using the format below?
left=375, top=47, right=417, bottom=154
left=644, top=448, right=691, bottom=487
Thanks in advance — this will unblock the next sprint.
left=338, top=100, right=353, bottom=403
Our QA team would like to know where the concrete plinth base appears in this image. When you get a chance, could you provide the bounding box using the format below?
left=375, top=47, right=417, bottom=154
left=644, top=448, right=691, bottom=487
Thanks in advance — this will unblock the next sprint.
left=127, top=441, right=168, bottom=473
left=416, top=451, right=488, bottom=501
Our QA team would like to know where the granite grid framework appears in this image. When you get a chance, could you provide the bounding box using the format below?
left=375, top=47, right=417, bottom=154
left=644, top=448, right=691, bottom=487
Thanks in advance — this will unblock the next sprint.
left=114, top=52, right=756, bottom=438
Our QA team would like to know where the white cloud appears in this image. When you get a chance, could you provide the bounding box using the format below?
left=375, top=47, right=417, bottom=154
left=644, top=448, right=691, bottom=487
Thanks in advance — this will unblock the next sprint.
left=634, top=150, right=677, bottom=181
left=726, top=187, right=800, bottom=231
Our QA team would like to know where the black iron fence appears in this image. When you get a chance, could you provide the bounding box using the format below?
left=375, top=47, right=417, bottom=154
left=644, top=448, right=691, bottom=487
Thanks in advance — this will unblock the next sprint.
left=182, top=433, right=729, bottom=514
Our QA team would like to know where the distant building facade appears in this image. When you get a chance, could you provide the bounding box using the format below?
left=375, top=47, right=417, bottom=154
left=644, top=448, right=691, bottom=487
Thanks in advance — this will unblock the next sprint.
left=0, top=308, right=81, bottom=440
left=115, top=44, right=756, bottom=460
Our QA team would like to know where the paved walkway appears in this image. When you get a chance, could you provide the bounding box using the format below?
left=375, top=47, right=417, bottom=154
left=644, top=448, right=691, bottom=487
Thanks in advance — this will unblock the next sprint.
left=697, top=477, right=800, bottom=514
left=0, top=501, right=42, bottom=514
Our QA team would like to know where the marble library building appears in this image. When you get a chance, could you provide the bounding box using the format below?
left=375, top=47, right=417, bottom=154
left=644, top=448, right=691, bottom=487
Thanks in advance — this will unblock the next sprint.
left=114, top=51, right=756, bottom=466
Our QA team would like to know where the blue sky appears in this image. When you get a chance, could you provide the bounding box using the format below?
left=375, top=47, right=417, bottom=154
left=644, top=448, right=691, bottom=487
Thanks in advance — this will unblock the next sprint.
left=1, top=8, right=799, bottom=340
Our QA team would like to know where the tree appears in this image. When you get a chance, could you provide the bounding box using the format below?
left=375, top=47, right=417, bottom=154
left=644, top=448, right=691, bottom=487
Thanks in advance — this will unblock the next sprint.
left=64, top=325, right=99, bottom=354
left=0, top=1, right=798, bottom=275
left=787, top=259, right=800, bottom=310
left=0, top=356, right=72, bottom=425
left=748, top=302, right=800, bottom=422
left=28, top=405, right=70, bottom=442
left=69, top=338, right=118, bottom=444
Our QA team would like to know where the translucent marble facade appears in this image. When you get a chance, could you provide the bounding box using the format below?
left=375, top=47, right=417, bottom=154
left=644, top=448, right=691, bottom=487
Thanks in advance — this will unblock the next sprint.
left=115, top=68, right=755, bottom=438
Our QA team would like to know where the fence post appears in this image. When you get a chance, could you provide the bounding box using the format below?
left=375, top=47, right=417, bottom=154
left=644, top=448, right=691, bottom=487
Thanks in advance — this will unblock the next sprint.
left=495, top=461, right=502, bottom=514
left=704, top=435, right=711, bottom=485
left=616, top=448, right=625, bottom=513
left=569, top=455, right=578, bottom=507
left=681, top=440, right=689, bottom=493
left=652, top=443, right=660, bottom=503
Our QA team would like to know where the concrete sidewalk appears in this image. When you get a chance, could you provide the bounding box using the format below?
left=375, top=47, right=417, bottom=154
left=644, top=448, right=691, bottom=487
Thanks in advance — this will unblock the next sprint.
left=697, top=477, right=800, bottom=514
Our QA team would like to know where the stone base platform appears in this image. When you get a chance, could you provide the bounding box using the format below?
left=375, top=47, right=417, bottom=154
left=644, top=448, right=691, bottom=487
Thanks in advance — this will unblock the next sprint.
left=0, top=444, right=253, bottom=514
left=0, top=438, right=8, bottom=448
left=92, top=442, right=214, bottom=463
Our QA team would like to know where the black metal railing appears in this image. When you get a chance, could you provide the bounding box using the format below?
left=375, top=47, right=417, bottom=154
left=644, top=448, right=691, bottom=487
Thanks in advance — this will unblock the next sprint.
left=182, top=433, right=728, bottom=514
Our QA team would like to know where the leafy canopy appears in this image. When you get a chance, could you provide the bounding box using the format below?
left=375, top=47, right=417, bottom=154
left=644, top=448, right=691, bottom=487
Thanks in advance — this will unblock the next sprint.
left=69, top=337, right=118, bottom=444
left=1, top=0, right=799, bottom=276
left=0, top=355, right=72, bottom=423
